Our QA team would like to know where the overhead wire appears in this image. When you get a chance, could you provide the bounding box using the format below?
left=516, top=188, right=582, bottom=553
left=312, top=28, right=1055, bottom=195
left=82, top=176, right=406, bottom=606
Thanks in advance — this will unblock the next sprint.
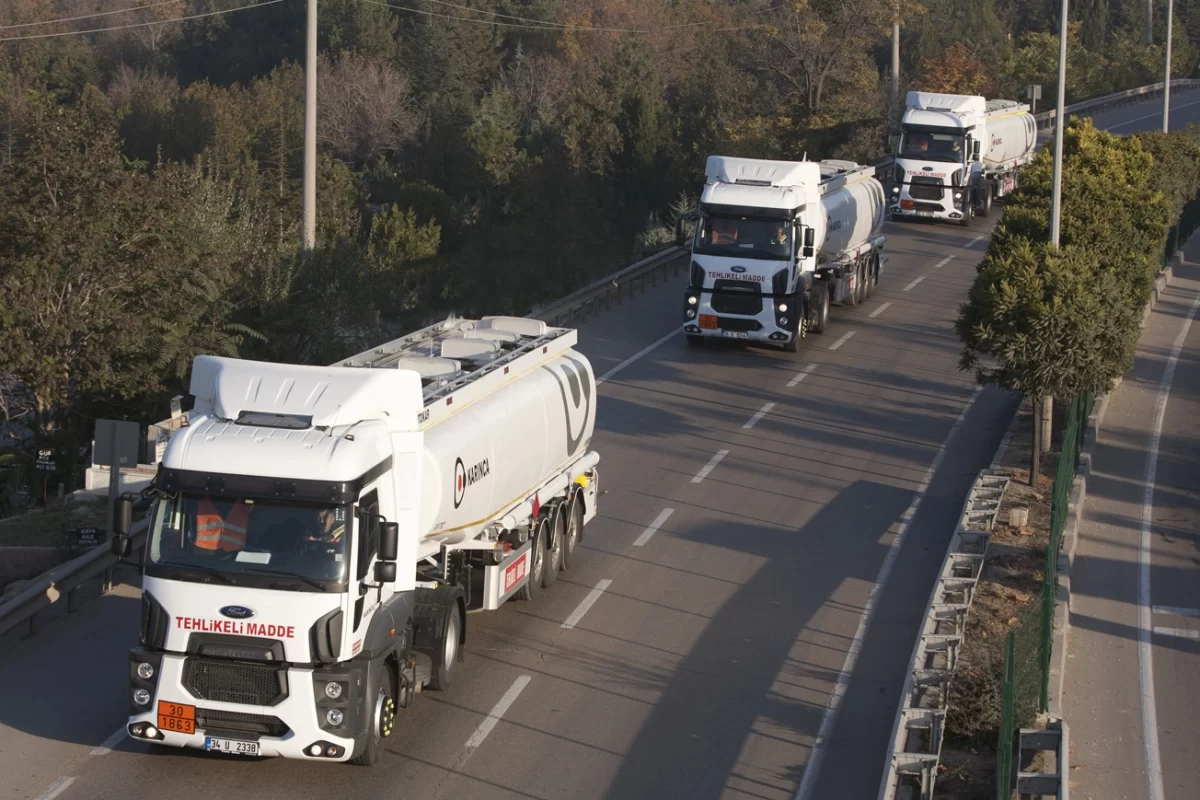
left=0, top=0, right=185, bottom=31
left=0, top=0, right=286, bottom=43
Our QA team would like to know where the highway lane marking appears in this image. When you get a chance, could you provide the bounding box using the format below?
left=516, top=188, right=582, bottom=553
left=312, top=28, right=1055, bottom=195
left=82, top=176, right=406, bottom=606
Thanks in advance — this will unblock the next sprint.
left=463, top=675, right=532, bottom=752
left=1137, top=284, right=1200, bottom=800
left=91, top=727, right=126, bottom=756
left=33, top=777, right=75, bottom=800
left=596, top=328, right=679, bottom=386
left=967, top=235, right=986, bottom=249
left=903, top=276, right=925, bottom=291
left=787, top=363, right=817, bottom=388
left=633, top=508, right=674, bottom=547
left=828, top=330, right=856, bottom=351
left=562, top=579, right=613, bottom=629
left=933, top=255, right=955, bottom=269
left=1108, top=97, right=1200, bottom=130
left=1152, top=605, right=1200, bottom=618
left=1152, top=626, right=1200, bottom=640
left=691, top=450, right=728, bottom=483
left=869, top=302, right=892, bottom=319
left=743, top=402, right=776, bottom=429
left=794, top=383, right=982, bottom=800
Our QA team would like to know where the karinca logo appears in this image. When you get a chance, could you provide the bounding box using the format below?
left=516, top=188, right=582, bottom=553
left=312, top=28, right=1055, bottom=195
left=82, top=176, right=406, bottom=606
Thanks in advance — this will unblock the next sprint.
left=543, top=354, right=593, bottom=457
left=453, top=456, right=490, bottom=509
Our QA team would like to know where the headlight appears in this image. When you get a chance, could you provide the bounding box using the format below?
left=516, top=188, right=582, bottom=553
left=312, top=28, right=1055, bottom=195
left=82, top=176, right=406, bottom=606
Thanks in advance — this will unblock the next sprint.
left=324, top=681, right=344, bottom=700
left=777, top=303, right=788, bottom=313
left=133, top=688, right=151, bottom=706
left=955, top=192, right=963, bottom=200
left=326, top=708, right=344, bottom=726
left=892, top=185, right=900, bottom=194
left=687, top=295, right=697, bottom=305
left=137, top=662, right=155, bottom=681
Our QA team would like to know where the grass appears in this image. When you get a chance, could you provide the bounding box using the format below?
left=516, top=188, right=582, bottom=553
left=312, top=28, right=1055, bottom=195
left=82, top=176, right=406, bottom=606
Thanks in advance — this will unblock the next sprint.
left=0, top=499, right=110, bottom=547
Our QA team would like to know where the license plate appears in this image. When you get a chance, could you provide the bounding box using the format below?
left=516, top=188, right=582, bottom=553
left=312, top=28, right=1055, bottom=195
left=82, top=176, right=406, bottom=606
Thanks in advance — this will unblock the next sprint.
left=915, top=211, right=934, bottom=217
left=698, top=314, right=718, bottom=330
left=157, top=700, right=196, bottom=735
left=722, top=330, right=748, bottom=339
left=205, top=736, right=260, bottom=756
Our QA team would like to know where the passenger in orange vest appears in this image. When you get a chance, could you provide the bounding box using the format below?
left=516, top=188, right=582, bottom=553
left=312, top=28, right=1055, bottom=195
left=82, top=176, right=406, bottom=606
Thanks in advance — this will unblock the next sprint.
left=195, top=499, right=251, bottom=552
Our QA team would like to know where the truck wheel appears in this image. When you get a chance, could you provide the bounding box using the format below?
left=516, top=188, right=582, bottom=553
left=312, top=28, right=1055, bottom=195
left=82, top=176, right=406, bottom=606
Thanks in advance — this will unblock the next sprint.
left=542, top=511, right=562, bottom=587
left=425, top=602, right=460, bottom=691
left=560, top=491, right=583, bottom=571
left=843, top=268, right=858, bottom=307
left=516, top=522, right=545, bottom=602
left=811, top=284, right=830, bottom=334
left=959, top=201, right=973, bottom=227
left=979, top=183, right=993, bottom=217
left=866, top=254, right=878, bottom=298
left=351, top=663, right=396, bottom=766
left=857, top=261, right=869, bottom=303
left=782, top=331, right=800, bottom=353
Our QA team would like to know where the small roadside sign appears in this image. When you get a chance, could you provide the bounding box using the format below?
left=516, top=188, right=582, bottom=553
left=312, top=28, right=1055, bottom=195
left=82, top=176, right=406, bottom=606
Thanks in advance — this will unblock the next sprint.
left=35, top=450, right=56, bottom=472
left=68, top=527, right=105, bottom=549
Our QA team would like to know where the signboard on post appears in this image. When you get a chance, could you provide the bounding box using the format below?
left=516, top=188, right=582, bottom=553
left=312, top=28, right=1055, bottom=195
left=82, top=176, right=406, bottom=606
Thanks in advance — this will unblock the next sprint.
left=35, top=450, right=56, bottom=472
left=94, top=419, right=141, bottom=545
left=1027, top=84, right=1043, bottom=114
left=69, top=527, right=105, bottom=549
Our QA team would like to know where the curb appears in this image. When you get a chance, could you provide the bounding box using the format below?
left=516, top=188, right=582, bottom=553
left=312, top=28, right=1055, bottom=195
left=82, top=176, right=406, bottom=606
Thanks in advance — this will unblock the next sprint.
left=1045, top=257, right=1180, bottom=719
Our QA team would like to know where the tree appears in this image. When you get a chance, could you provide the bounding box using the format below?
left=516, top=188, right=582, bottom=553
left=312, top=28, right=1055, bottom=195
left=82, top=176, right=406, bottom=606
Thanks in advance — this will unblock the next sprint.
left=318, top=52, right=423, bottom=169
left=913, top=42, right=995, bottom=95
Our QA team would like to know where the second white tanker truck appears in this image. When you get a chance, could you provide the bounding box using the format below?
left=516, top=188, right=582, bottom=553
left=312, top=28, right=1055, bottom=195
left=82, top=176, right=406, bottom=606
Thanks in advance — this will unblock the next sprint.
left=676, top=155, right=887, bottom=351
left=889, top=91, right=1037, bottom=226
left=108, top=315, right=600, bottom=765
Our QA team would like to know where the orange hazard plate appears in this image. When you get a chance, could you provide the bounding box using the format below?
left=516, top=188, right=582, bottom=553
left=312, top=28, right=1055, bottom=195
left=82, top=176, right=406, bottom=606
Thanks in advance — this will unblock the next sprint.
left=698, top=314, right=718, bottom=330
left=158, top=700, right=196, bottom=735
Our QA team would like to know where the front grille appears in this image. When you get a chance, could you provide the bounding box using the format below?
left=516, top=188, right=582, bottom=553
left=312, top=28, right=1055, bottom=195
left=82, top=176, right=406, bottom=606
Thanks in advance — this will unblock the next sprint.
left=711, top=279, right=763, bottom=315
left=913, top=201, right=944, bottom=212
left=717, top=317, right=762, bottom=332
left=196, top=709, right=290, bottom=737
left=184, top=658, right=287, bottom=706
left=909, top=176, right=944, bottom=201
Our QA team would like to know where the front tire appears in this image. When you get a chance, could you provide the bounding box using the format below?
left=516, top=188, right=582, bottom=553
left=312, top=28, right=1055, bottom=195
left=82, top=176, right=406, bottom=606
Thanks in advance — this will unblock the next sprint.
left=425, top=602, right=460, bottom=692
left=352, top=663, right=396, bottom=766
left=810, top=284, right=830, bottom=334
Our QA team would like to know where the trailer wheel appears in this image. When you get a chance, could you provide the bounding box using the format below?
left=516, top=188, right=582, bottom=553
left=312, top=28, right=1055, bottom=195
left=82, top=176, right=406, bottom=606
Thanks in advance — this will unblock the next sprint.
left=866, top=253, right=878, bottom=298
left=424, top=601, right=461, bottom=692
left=542, top=511, right=563, bottom=587
left=857, top=260, right=869, bottom=304
left=560, top=491, right=583, bottom=571
left=516, top=521, right=545, bottom=602
left=352, top=662, right=396, bottom=766
left=810, top=283, right=830, bottom=334
left=979, top=182, right=994, bottom=218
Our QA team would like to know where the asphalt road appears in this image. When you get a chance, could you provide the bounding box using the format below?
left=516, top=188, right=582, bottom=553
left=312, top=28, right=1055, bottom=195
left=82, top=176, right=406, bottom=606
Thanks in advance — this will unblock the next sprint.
left=0, top=91, right=1188, bottom=800
left=1062, top=239, right=1200, bottom=800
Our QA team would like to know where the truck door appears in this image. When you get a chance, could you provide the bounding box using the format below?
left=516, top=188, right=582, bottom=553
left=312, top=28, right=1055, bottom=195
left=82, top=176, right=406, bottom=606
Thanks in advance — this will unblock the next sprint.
left=353, top=489, right=382, bottom=637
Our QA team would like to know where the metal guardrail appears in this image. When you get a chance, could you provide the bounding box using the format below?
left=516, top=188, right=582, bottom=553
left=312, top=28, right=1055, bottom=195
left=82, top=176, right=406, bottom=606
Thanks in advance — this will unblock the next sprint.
left=528, top=246, right=688, bottom=326
left=1032, top=78, right=1200, bottom=129
left=1017, top=719, right=1069, bottom=798
left=877, top=471, right=1010, bottom=800
left=0, top=519, right=147, bottom=638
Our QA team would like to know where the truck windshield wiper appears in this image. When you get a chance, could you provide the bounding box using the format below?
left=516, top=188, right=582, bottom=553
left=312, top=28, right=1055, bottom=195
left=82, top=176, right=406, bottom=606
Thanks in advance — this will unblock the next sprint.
left=238, top=566, right=327, bottom=591
left=164, top=563, right=237, bottom=585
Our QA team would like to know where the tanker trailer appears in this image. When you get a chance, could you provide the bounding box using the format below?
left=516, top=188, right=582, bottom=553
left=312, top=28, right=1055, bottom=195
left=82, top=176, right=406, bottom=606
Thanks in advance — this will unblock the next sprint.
left=678, top=155, right=887, bottom=352
left=889, top=91, right=1037, bottom=226
left=109, top=315, right=601, bottom=765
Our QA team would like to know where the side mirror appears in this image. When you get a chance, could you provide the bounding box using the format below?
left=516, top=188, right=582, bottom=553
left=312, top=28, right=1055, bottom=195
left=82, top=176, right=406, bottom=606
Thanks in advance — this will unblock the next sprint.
left=804, top=228, right=815, bottom=247
left=802, top=246, right=815, bottom=258
left=972, top=140, right=981, bottom=158
left=886, top=134, right=898, bottom=154
left=115, top=496, right=134, bottom=537
left=379, top=520, right=399, bottom=562
left=111, top=534, right=132, bottom=558
left=675, top=218, right=686, bottom=247
left=374, top=561, right=397, bottom=583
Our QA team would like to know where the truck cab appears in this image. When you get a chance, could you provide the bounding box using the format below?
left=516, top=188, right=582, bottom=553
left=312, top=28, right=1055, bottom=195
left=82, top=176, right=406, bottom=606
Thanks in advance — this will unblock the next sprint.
left=889, top=93, right=984, bottom=226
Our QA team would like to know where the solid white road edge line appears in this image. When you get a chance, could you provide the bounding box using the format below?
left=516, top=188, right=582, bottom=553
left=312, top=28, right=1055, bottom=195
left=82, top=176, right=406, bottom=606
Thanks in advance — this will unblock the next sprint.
left=633, top=508, right=674, bottom=547
left=463, top=675, right=532, bottom=752
left=869, top=302, right=892, bottom=319
left=794, top=384, right=983, bottom=800
left=691, top=450, right=729, bottom=483
left=743, top=402, right=776, bottom=430
left=787, top=363, right=817, bottom=388
left=1137, top=285, right=1200, bottom=800
left=562, top=579, right=613, bottom=629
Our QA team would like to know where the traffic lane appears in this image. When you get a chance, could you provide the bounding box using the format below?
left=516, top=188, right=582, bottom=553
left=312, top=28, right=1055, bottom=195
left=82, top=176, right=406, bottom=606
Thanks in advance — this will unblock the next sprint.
left=423, top=250, right=989, bottom=798
left=1073, top=88, right=1200, bottom=134
left=0, top=581, right=142, bottom=800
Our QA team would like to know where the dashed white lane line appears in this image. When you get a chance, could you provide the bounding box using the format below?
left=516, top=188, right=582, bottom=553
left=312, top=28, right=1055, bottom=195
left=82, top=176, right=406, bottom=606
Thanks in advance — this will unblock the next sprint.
left=633, top=508, right=674, bottom=547
left=933, top=255, right=955, bottom=269
left=787, top=363, right=817, bottom=388
left=91, top=727, right=126, bottom=756
left=463, top=675, right=532, bottom=752
left=903, top=276, right=925, bottom=291
left=967, top=235, right=986, bottom=248
left=794, top=384, right=983, bottom=800
left=596, top=328, right=678, bottom=385
left=1152, top=626, right=1200, bottom=640
left=562, top=579, right=613, bottom=629
left=743, top=402, right=775, bottom=429
left=829, top=331, right=856, bottom=351
left=34, top=777, right=76, bottom=800
left=869, top=302, right=892, bottom=319
left=692, top=450, right=729, bottom=483
left=1152, top=605, right=1200, bottom=618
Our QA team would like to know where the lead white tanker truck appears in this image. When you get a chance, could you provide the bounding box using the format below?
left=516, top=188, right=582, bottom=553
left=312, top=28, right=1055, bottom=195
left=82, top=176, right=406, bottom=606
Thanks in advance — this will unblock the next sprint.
left=676, top=155, right=887, bottom=351
left=109, top=315, right=600, bottom=765
left=889, top=91, right=1037, bottom=226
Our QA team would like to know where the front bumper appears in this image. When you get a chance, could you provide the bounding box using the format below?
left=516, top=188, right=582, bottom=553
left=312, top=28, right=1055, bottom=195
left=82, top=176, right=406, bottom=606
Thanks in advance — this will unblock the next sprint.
left=126, top=649, right=364, bottom=762
left=888, top=184, right=968, bottom=221
left=681, top=291, right=799, bottom=345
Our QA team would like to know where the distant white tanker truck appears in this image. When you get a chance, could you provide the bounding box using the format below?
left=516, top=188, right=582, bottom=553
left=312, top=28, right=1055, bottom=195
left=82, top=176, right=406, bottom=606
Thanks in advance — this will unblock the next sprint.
left=888, top=91, right=1037, bottom=226
left=676, top=155, right=887, bottom=351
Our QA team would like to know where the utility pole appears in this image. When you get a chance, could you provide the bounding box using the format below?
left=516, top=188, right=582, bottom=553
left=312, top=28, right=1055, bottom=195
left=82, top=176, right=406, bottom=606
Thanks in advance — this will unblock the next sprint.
left=1164, top=0, right=1173, bottom=132
left=891, top=17, right=900, bottom=98
left=1049, top=0, right=1069, bottom=249
left=1147, top=0, right=1154, bottom=46
left=302, top=0, right=317, bottom=253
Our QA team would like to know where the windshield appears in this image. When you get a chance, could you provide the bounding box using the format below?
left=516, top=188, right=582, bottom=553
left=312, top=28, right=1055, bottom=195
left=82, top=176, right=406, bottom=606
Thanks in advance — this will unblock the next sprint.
left=898, top=129, right=966, bottom=162
left=693, top=215, right=793, bottom=261
left=147, top=493, right=349, bottom=589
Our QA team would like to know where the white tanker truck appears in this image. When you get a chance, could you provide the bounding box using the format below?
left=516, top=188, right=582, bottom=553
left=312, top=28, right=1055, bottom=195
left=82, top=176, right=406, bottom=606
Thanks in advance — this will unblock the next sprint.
left=676, top=155, right=887, bottom=351
left=109, top=316, right=600, bottom=765
left=889, top=91, right=1037, bottom=226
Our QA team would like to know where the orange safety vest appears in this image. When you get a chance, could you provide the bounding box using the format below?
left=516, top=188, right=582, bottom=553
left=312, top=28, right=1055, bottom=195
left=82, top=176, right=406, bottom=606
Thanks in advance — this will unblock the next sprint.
left=195, top=499, right=250, bottom=552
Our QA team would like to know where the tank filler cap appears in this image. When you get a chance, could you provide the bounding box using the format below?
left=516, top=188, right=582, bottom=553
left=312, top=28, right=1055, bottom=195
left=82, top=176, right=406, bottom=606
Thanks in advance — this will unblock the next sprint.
left=440, top=337, right=500, bottom=361
left=389, top=356, right=461, bottom=378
